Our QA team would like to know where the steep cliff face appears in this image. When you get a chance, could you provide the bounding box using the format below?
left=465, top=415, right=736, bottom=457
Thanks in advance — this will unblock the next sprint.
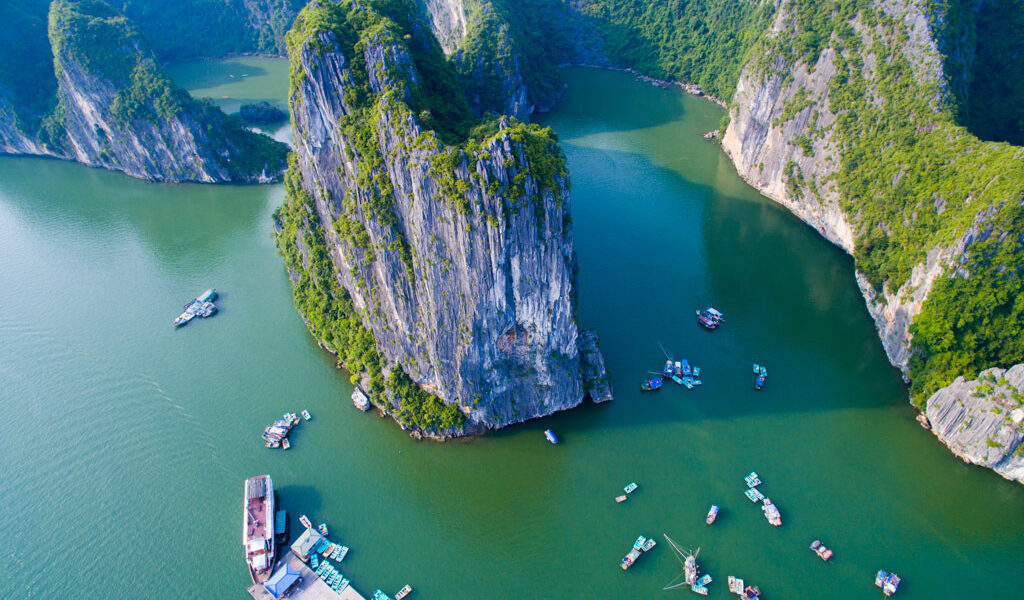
left=42, top=0, right=288, bottom=183
left=278, top=1, right=609, bottom=437
left=417, top=0, right=468, bottom=53
left=924, top=364, right=1024, bottom=483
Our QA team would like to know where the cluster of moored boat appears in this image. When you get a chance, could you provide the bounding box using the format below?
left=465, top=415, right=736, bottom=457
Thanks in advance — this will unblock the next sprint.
left=742, top=472, right=781, bottom=527
left=620, top=534, right=657, bottom=570
left=262, top=410, right=311, bottom=449
left=752, top=364, right=768, bottom=390
left=173, top=288, right=218, bottom=327
left=642, top=357, right=703, bottom=391
left=875, top=570, right=902, bottom=596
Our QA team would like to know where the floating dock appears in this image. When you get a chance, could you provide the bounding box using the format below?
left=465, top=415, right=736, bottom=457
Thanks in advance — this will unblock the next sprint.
left=247, top=550, right=366, bottom=600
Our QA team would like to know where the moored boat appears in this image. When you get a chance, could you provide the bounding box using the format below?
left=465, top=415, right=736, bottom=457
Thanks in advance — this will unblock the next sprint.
left=663, top=360, right=674, bottom=378
left=745, top=472, right=762, bottom=487
left=876, top=571, right=901, bottom=596
left=706, top=505, right=719, bottom=525
left=299, top=514, right=312, bottom=529
left=762, top=498, right=782, bottom=526
left=174, top=288, right=219, bottom=327
left=302, top=410, right=311, bottom=420
left=671, top=375, right=685, bottom=385
left=624, top=482, right=638, bottom=494
left=615, top=495, right=627, bottom=503
left=633, top=535, right=647, bottom=551
left=641, top=377, right=663, bottom=392
left=318, top=522, right=328, bottom=536
left=544, top=430, right=558, bottom=444
left=281, top=438, right=290, bottom=450
left=621, top=547, right=641, bottom=570
left=744, top=488, right=765, bottom=502
left=696, top=307, right=724, bottom=329
left=684, top=552, right=698, bottom=585
left=243, top=474, right=275, bottom=585
left=641, top=538, right=656, bottom=552
left=395, top=585, right=412, bottom=599
left=693, top=366, right=701, bottom=377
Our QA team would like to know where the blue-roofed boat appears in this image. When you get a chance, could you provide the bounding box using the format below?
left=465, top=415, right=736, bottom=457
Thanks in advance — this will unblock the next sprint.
left=693, top=366, right=701, bottom=377
left=544, top=430, right=558, bottom=444
left=876, top=571, right=901, bottom=596
left=683, top=378, right=694, bottom=389
left=641, top=378, right=663, bottom=392
left=697, top=307, right=724, bottom=329
left=670, top=375, right=685, bottom=385
left=681, top=359, right=692, bottom=376
left=755, top=373, right=766, bottom=390
left=663, top=360, right=674, bottom=378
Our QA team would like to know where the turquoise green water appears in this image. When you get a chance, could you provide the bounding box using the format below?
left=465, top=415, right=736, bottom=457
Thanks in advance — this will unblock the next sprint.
left=0, top=63, right=1020, bottom=600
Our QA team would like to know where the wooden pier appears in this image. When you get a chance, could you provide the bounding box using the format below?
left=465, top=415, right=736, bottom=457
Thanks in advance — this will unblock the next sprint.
left=247, top=550, right=366, bottom=600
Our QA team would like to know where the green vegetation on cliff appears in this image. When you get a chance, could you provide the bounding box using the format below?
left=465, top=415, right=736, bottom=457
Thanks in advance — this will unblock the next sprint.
left=574, top=0, right=775, bottom=100
left=274, top=156, right=466, bottom=432
left=0, top=0, right=57, bottom=133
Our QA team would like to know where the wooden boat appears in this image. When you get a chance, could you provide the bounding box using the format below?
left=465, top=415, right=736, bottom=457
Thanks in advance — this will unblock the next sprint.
left=624, top=482, right=638, bottom=494
left=302, top=410, right=311, bottom=420
left=318, top=522, right=328, bottom=536
left=876, top=571, right=901, bottom=596
left=810, top=539, right=833, bottom=561
left=641, top=538, right=656, bottom=552
left=706, top=505, right=719, bottom=525
left=633, top=535, right=647, bottom=551
left=281, top=438, right=290, bottom=450
left=621, top=547, right=641, bottom=570
left=395, top=585, right=412, bottom=600
left=615, top=495, right=628, bottom=503
left=641, top=377, right=663, bottom=392
left=544, top=430, right=558, bottom=444
left=299, top=514, right=312, bottom=529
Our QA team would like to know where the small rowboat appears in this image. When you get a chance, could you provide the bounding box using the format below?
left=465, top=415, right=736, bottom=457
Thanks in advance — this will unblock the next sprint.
left=615, top=495, right=628, bottom=503
left=624, top=482, right=638, bottom=494
left=544, top=430, right=558, bottom=444
left=395, top=585, right=412, bottom=600
left=706, top=505, right=719, bottom=525
left=641, top=538, right=656, bottom=552
left=302, top=410, right=312, bottom=420
left=299, top=514, right=312, bottom=529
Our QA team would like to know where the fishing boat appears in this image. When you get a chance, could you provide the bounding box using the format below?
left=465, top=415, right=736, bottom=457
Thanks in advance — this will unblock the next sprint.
left=706, top=505, right=719, bottom=525
left=674, top=360, right=683, bottom=377
left=696, top=307, right=724, bottom=329
left=744, top=488, right=765, bottom=502
left=624, top=482, right=638, bottom=494
left=317, top=523, right=328, bottom=536
left=762, top=499, right=782, bottom=526
left=243, top=475, right=275, bottom=585
left=692, top=378, right=702, bottom=386
left=671, top=375, right=685, bottom=385
left=395, top=585, right=412, bottom=599
left=662, top=536, right=699, bottom=590
left=809, top=539, right=833, bottom=561
left=615, top=495, right=628, bottom=503
left=691, top=584, right=708, bottom=596
left=641, top=377, right=663, bottom=392
left=299, top=514, right=312, bottom=529
left=544, top=430, right=558, bottom=444
left=742, top=585, right=761, bottom=599
left=281, top=438, right=290, bottom=450
left=621, top=547, right=642, bottom=570
left=683, top=377, right=694, bottom=389
left=755, top=373, right=766, bottom=390
left=693, top=366, right=701, bottom=377
left=745, top=472, right=762, bottom=487
left=265, top=440, right=280, bottom=448
left=663, top=359, right=674, bottom=378
left=681, top=359, right=692, bottom=376
left=642, top=538, right=657, bottom=552
left=633, top=535, right=647, bottom=550
left=373, top=591, right=394, bottom=600
left=876, top=571, right=901, bottom=596
left=728, top=576, right=742, bottom=594
left=302, top=410, right=311, bottom=420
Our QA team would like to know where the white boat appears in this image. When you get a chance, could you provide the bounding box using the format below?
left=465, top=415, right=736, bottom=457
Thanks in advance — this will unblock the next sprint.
left=299, top=514, right=312, bottom=529
left=615, top=495, right=628, bottom=503
left=762, top=499, right=782, bottom=526
left=624, top=482, right=638, bottom=493
left=318, top=522, right=328, bottom=536
left=395, top=585, right=412, bottom=599
left=302, top=410, right=312, bottom=420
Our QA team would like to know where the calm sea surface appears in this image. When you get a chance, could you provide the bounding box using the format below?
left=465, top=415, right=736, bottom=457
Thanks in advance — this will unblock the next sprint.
left=0, top=63, right=1020, bottom=600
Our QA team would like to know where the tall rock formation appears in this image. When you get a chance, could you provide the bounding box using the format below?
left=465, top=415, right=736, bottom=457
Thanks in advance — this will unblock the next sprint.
left=276, top=0, right=610, bottom=438
left=0, top=0, right=288, bottom=183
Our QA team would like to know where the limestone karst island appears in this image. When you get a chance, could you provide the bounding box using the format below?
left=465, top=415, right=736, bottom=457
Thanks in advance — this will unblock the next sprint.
left=1, top=0, right=1022, bottom=598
